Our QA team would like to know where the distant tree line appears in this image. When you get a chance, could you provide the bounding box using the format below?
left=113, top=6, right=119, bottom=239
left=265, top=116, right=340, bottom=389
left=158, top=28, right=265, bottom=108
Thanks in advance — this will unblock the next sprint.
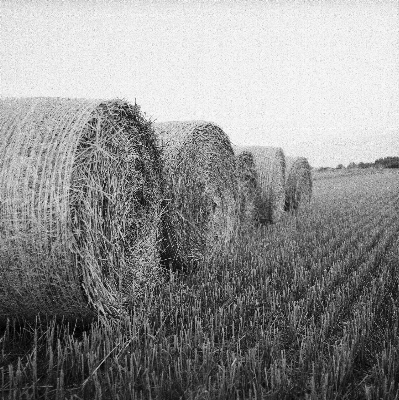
left=333, top=156, right=399, bottom=170
left=316, top=157, right=399, bottom=171
left=374, top=157, right=399, bottom=169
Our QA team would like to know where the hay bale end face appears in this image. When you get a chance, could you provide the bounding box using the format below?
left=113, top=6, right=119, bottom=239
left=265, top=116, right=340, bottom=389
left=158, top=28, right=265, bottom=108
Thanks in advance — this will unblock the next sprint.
left=234, top=145, right=286, bottom=224
left=154, top=121, right=239, bottom=268
left=285, top=156, right=312, bottom=211
left=0, top=97, right=163, bottom=321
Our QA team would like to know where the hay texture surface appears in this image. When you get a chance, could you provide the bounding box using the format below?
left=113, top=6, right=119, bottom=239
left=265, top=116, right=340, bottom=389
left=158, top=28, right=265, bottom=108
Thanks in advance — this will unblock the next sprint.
left=0, top=97, right=162, bottom=321
left=154, top=121, right=238, bottom=267
left=234, top=146, right=286, bottom=224
left=234, top=151, right=261, bottom=228
left=285, top=156, right=312, bottom=210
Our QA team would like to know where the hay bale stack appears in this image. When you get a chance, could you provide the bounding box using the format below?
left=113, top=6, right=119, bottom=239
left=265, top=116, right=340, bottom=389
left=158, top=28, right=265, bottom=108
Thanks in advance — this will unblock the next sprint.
left=154, top=121, right=238, bottom=268
left=285, top=156, right=312, bottom=211
left=234, top=151, right=261, bottom=227
left=0, top=97, right=163, bottom=321
left=234, top=145, right=286, bottom=224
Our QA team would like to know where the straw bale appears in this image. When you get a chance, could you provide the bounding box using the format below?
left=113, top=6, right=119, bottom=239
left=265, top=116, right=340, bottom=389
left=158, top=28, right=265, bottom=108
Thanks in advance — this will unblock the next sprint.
left=285, top=156, right=312, bottom=210
left=0, top=97, right=163, bottom=321
left=234, top=145, right=286, bottom=223
left=154, top=121, right=239, bottom=268
left=234, top=151, right=262, bottom=227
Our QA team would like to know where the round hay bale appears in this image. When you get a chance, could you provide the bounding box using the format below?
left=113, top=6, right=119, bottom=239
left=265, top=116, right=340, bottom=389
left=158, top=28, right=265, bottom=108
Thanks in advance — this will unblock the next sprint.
left=285, top=156, right=312, bottom=211
left=154, top=121, right=239, bottom=268
left=234, top=151, right=261, bottom=228
left=234, top=145, right=286, bottom=224
left=0, top=97, right=163, bottom=321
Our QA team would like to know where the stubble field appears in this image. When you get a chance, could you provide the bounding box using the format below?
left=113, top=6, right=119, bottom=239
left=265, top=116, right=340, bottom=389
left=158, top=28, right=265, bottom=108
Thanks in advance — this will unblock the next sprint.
left=1, top=169, right=399, bottom=399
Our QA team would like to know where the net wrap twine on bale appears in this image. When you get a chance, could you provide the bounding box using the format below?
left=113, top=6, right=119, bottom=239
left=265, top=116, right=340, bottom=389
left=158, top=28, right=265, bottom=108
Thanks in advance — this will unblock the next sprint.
left=234, top=145, right=286, bottom=224
left=285, top=156, right=313, bottom=211
left=154, top=121, right=239, bottom=268
left=0, top=97, right=163, bottom=321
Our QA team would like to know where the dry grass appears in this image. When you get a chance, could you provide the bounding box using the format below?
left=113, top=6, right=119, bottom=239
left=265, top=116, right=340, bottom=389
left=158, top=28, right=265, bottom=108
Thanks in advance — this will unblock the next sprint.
left=0, top=97, right=163, bottom=322
left=2, top=172, right=399, bottom=399
left=154, top=121, right=239, bottom=269
left=284, top=156, right=312, bottom=211
left=234, top=145, right=286, bottom=224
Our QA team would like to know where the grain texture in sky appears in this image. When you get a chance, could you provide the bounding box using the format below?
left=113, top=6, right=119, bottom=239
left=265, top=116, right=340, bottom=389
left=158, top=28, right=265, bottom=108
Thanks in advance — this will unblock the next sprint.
left=1, top=0, right=398, bottom=167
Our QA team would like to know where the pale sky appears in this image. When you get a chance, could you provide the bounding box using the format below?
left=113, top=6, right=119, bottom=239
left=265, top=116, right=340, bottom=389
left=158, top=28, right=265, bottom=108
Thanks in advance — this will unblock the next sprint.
left=1, top=0, right=398, bottom=167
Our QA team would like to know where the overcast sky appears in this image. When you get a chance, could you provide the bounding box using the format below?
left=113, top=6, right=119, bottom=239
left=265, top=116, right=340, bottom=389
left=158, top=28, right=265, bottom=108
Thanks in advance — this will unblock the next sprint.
left=1, top=0, right=398, bottom=167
